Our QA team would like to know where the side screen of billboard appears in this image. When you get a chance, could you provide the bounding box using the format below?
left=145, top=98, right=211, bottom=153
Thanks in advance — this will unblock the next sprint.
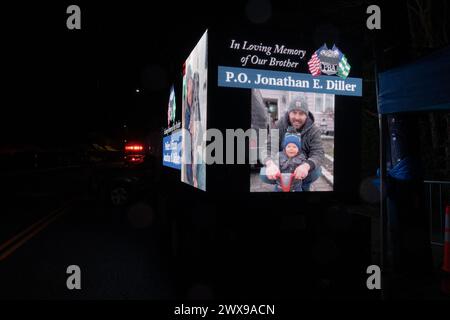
left=181, top=31, right=208, bottom=191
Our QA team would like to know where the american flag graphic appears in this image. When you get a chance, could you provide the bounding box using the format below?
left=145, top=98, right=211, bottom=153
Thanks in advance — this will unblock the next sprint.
left=308, top=52, right=321, bottom=76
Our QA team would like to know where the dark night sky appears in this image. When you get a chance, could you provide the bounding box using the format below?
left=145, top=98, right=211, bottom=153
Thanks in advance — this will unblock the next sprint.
left=2, top=1, right=410, bottom=148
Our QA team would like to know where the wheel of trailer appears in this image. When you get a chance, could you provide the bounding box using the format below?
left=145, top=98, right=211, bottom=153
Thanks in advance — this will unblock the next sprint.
left=110, top=185, right=129, bottom=207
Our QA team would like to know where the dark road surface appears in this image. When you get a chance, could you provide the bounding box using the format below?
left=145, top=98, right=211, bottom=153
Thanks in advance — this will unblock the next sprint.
left=0, top=164, right=370, bottom=300
left=0, top=164, right=175, bottom=300
left=0, top=165, right=447, bottom=300
left=0, top=197, right=175, bottom=299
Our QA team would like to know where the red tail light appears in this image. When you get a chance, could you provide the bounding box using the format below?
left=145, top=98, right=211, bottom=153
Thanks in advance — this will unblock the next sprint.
left=125, top=145, right=143, bottom=151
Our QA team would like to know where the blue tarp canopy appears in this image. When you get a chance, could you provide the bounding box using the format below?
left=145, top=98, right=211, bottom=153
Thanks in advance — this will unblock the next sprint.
left=378, top=46, right=450, bottom=114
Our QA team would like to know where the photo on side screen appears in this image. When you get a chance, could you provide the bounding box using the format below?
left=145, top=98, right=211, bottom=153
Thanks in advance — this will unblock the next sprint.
left=181, top=31, right=208, bottom=191
left=250, top=89, right=334, bottom=192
